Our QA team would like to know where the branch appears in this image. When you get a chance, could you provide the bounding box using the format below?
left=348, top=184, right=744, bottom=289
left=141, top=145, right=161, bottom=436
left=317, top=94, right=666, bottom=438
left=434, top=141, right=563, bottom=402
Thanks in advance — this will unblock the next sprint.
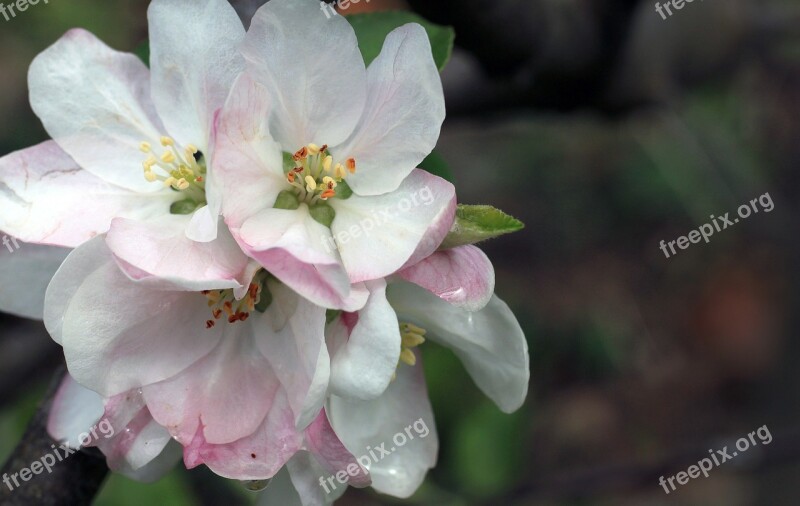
left=0, top=366, right=109, bottom=506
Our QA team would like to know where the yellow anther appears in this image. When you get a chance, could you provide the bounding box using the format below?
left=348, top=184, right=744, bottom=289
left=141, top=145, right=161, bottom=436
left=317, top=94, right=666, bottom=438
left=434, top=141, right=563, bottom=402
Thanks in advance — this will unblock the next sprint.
left=334, top=163, right=346, bottom=179
left=305, top=176, right=317, bottom=192
left=401, top=323, right=426, bottom=335
left=322, top=176, right=337, bottom=188
left=402, top=332, right=426, bottom=348
left=160, top=136, right=175, bottom=147
left=139, top=141, right=152, bottom=153
left=400, top=349, right=417, bottom=366
left=176, top=178, right=190, bottom=190
left=323, top=155, right=333, bottom=172
left=161, top=151, right=176, bottom=163
left=142, top=156, right=157, bottom=170
left=164, top=177, right=177, bottom=188
left=144, top=170, right=157, bottom=182
left=186, top=144, right=198, bottom=154
left=307, top=143, right=321, bottom=156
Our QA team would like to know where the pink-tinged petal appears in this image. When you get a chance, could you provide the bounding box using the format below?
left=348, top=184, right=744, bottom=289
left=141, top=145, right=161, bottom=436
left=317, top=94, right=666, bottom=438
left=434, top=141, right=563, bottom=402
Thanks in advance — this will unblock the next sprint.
left=243, top=0, right=366, bottom=149
left=238, top=206, right=353, bottom=310
left=0, top=141, right=175, bottom=248
left=93, top=393, right=174, bottom=479
left=28, top=29, right=166, bottom=193
left=260, top=282, right=330, bottom=429
left=54, top=239, right=224, bottom=397
left=213, top=72, right=285, bottom=230
left=105, top=215, right=250, bottom=291
left=47, top=374, right=104, bottom=449
left=328, top=351, right=438, bottom=498
left=143, top=315, right=280, bottom=446
left=304, top=411, right=371, bottom=489
left=183, top=388, right=302, bottom=480
left=396, top=245, right=495, bottom=312
left=148, top=0, right=245, bottom=149
left=285, top=452, right=348, bottom=506
left=329, top=170, right=456, bottom=283
left=44, top=236, right=106, bottom=343
left=387, top=282, right=529, bottom=413
left=329, top=280, right=401, bottom=401
left=332, top=24, right=445, bottom=196
left=1, top=237, right=69, bottom=321
left=105, top=441, right=183, bottom=483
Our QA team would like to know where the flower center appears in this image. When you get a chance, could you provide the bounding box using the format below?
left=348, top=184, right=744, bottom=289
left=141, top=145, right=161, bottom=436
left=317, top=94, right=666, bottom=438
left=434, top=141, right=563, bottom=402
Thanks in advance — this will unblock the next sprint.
left=286, top=143, right=356, bottom=205
left=201, top=271, right=270, bottom=329
left=140, top=137, right=208, bottom=212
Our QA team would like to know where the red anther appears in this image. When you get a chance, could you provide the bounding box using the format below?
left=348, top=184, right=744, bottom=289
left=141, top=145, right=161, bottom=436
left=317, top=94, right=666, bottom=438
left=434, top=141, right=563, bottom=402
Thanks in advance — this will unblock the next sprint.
left=206, top=320, right=216, bottom=329
left=321, top=189, right=336, bottom=199
left=287, top=172, right=296, bottom=183
left=293, top=147, right=308, bottom=161
left=212, top=309, right=223, bottom=319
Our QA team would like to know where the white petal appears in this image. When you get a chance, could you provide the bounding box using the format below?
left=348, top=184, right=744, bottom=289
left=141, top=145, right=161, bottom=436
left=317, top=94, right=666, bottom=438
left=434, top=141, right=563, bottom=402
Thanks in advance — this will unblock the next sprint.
left=148, top=0, right=245, bottom=148
left=54, top=240, right=223, bottom=397
left=260, top=281, right=329, bottom=429
left=328, top=353, right=438, bottom=498
left=46, top=374, right=105, bottom=449
left=28, top=29, right=165, bottom=192
left=243, top=0, right=367, bottom=148
left=212, top=72, right=285, bottom=230
left=329, top=280, right=401, bottom=401
left=44, top=236, right=106, bottom=343
left=387, top=282, right=529, bottom=413
left=0, top=141, right=174, bottom=248
left=332, top=24, right=445, bottom=196
left=330, top=170, right=455, bottom=283
left=0, top=238, right=69, bottom=320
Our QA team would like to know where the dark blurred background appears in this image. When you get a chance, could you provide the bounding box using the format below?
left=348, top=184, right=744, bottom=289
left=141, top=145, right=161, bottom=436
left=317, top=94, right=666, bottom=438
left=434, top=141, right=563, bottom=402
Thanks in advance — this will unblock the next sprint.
left=1, top=0, right=799, bottom=504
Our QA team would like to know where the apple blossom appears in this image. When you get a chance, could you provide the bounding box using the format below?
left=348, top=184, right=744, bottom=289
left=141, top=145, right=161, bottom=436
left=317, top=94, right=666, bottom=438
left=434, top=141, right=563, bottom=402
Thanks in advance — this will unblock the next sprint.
left=213, top=0, right=455, bottom=309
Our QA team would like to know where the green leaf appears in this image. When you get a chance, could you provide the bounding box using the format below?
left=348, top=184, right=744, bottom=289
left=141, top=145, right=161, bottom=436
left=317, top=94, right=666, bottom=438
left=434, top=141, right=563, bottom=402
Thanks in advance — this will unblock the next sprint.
left=419, top=150, right=454, bottom=183
left=133, top=41, right=149, bottom=67
left=347, top=12, right=455, bottom=71
left=440, top=205, right=525, bottom=249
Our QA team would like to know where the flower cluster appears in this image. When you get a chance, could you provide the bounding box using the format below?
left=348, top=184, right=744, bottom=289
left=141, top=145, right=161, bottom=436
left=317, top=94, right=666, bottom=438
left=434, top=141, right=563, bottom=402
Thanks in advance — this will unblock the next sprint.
left=0, top=0, right=529, bottom=503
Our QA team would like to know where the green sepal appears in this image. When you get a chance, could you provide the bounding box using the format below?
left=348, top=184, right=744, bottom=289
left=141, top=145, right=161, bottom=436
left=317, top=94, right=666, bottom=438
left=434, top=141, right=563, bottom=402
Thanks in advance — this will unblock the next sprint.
left=170, top=199, right=199, bottom=215
left=309, top=204, right=336, bottom=228
left=273, top=190, right=300, bottom=210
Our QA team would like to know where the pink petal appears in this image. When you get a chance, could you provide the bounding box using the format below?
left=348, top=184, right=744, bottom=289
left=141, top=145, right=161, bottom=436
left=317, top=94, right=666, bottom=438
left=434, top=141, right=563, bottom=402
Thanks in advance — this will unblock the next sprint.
left=304, top=410, right=371, bottom=489
left=183, top=388, right=302, bottom=481
left=396, top=245, right=495, bottom=312
left=106, top=215, right=250, bottom=291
